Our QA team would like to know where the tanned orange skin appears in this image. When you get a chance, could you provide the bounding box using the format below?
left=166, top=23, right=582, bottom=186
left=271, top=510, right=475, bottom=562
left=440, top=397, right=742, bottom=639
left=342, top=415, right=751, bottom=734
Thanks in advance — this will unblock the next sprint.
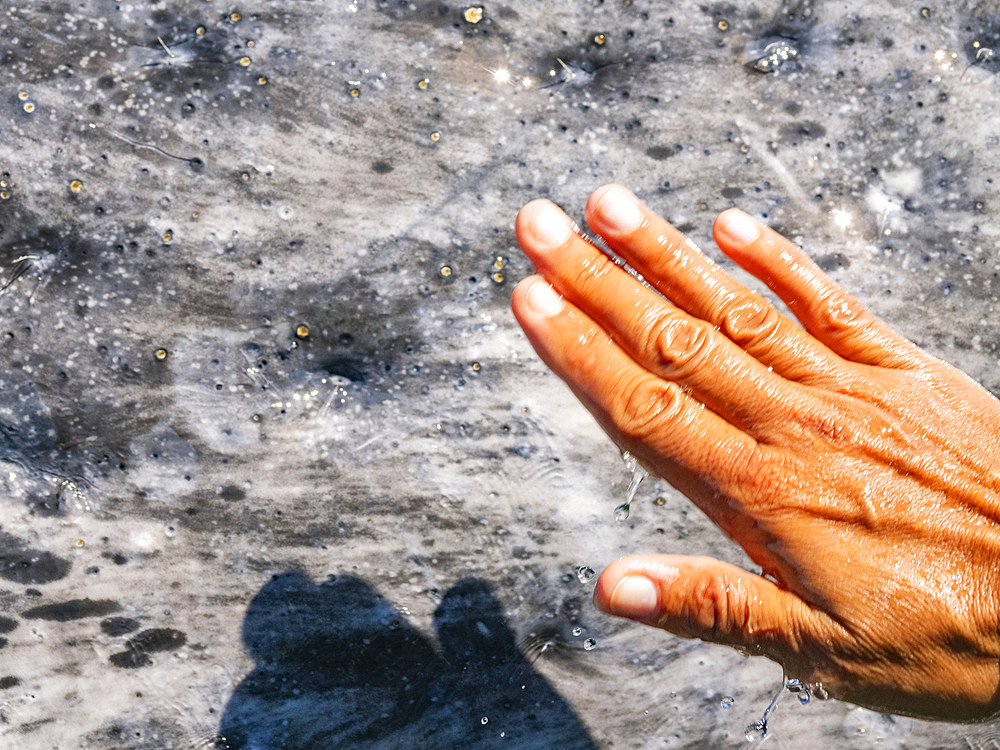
left=510, top=185, right=1000, bottom=721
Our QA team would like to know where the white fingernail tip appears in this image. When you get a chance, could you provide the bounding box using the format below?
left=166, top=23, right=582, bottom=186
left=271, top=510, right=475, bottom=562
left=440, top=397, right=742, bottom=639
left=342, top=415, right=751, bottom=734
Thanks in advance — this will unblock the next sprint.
left=598, top=187, right=644, bottom=234
left=723, top=210, right=761, bottom=245
left=530, top=203, right=573, bottom=248
left=526, top=281, right=564, bottom=318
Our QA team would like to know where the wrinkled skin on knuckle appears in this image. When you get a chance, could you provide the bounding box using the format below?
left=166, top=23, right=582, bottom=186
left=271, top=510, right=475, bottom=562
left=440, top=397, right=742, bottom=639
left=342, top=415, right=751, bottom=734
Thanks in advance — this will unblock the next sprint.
left=720, top=292, right=781, bottom=350
left=683, top=572, right=752, bottom=645
left=809, top=290, right=873, bottom=342
left=646, top=316, right=714, bottom=378
left=612, top=376, right=684, bottom=443
left=568, top=249, right=618, bottom=288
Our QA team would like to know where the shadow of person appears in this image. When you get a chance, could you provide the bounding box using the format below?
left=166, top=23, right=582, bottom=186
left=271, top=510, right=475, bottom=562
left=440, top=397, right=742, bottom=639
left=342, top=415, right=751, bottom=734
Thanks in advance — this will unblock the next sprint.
left=218, top=572, right=598, bottom=750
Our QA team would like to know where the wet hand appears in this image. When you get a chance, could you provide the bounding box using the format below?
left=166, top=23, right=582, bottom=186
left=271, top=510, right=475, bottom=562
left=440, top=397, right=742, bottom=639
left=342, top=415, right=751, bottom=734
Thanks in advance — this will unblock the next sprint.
left=510, top=185, right=1000, bottom=721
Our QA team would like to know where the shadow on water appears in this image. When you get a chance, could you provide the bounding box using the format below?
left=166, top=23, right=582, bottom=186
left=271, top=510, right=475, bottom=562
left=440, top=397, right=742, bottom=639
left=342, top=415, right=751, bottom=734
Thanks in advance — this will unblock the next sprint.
left=218, top=572, right=598, bottom=749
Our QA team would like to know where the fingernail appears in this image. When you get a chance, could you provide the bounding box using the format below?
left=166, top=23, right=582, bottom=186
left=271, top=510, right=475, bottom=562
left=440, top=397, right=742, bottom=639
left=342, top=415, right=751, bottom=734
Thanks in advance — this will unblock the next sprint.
left=524, top=279, right=564, bottom=318
left=610, top=575, right=659, bottom=620
left=595, top=186, right=644, bottom=234
left=528, top=202, right=573, bottom=249
left=717, top=209, right=760, bottom=246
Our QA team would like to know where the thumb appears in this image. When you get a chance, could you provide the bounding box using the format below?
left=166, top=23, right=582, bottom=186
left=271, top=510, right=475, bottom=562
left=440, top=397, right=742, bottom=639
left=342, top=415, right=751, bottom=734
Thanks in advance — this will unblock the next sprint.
left=593, top=554, right=817, bottom=659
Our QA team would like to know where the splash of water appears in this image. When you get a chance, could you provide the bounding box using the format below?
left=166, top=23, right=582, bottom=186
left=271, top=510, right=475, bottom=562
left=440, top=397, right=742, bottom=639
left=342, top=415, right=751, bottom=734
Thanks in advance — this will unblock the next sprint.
left=745, top=677, right=812, bottom=743
left=614, top=451, right=647, bottom=522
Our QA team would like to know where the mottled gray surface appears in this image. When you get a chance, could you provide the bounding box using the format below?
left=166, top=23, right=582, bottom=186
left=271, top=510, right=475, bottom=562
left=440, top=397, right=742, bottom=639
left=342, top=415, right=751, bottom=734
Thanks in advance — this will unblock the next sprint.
left=1, top=0, right=1000, bottom=747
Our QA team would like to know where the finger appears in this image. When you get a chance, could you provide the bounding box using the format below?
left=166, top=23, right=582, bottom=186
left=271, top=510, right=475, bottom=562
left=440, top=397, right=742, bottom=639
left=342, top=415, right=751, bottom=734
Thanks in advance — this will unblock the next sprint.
left=510, top=274, right=763, bottom=503
left=582, top=185, right=846, bottom=383
left=516, top=199, right=803, bottom=439
left=593, top=554, right=820, bottom=660
left=712, top=209, right=926, bottom=369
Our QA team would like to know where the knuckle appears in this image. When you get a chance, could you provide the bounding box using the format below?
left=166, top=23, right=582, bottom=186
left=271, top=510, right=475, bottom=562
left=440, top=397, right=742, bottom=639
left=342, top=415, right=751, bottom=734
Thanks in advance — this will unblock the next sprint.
left=613, top=376, right=685, bottom=442
left=645, top=316, right=714, bottom=377
left=811, top=291, right=872, bottom=339
left=692, top=573, right=751, bottom=643
left=720, top=293, right=781, bottom=348
left=568, top=250, right=617, bottom=289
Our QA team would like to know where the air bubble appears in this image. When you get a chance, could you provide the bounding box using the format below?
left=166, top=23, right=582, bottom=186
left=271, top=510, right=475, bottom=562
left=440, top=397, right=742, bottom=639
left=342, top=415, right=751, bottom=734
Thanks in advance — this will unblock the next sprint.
left=480, top=716, right=488, bottom=725
left=576, top=565, right=595, bottom=583
left=572, top=626, right=583, bottom=637
left=749, top=39, right=799, bottom=73
left=614, top=503, right=630, bottom=522
left=720, top=696, right=735, bottom=709
left=583, top=638, right=597, bottom=651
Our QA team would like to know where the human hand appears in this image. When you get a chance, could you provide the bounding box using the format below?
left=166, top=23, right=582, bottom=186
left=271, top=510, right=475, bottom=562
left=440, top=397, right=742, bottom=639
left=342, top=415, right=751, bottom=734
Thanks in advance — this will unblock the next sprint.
left=510, top=185, right=1000, bottom=721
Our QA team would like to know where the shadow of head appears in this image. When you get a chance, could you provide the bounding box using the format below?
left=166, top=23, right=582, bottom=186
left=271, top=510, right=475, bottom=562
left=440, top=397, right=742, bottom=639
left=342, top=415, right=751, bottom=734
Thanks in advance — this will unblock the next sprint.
left=219, top=572, right=597, bottom=749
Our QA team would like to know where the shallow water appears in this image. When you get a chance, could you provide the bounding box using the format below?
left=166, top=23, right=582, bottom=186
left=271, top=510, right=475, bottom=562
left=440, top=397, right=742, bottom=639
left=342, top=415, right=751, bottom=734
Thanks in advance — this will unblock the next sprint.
left=1, top=0, right=1000, bottom=747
